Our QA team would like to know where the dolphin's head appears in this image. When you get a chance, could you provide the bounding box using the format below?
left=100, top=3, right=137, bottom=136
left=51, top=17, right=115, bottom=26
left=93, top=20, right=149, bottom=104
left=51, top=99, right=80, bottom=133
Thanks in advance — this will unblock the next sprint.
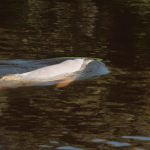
left=75, top=58, right=110, bottom=80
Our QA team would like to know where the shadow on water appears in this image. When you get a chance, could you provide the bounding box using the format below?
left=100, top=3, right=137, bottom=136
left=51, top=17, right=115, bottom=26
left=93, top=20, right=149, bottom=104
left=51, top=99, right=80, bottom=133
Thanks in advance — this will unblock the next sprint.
left=0, top=0, right=150, bottom=149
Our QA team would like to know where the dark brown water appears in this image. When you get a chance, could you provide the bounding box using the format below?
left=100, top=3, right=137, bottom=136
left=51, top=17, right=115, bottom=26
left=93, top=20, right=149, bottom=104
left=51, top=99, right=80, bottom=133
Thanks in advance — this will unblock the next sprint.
left=0, top=0, right=150, bottom=149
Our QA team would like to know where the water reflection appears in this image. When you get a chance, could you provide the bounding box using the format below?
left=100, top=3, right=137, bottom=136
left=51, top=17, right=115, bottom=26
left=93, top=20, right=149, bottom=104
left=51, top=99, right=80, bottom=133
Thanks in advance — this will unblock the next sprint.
left=0, top=0, right=150, bottom=149
left=122, top=136, right=150, bottom=141
left=91, top=138, right=131, bottom=147
left=0, top=75, right=149, bottom=149
left=56, top=146, right=82, bottom=150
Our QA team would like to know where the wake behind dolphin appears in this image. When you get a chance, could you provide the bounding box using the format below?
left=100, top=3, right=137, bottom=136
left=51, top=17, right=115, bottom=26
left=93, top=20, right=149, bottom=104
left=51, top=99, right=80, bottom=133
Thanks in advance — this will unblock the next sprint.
left=0, top=57, right=109, bottom=89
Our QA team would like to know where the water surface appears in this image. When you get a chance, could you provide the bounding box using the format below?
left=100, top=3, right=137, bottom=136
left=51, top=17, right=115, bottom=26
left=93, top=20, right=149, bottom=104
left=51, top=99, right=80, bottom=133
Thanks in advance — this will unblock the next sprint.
left=0, top=0, right=150, bottom=149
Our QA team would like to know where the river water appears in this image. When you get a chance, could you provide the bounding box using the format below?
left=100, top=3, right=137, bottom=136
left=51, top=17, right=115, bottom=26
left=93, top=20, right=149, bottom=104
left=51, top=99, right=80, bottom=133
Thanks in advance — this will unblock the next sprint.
left=0, top=0, right=150, bottom=149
